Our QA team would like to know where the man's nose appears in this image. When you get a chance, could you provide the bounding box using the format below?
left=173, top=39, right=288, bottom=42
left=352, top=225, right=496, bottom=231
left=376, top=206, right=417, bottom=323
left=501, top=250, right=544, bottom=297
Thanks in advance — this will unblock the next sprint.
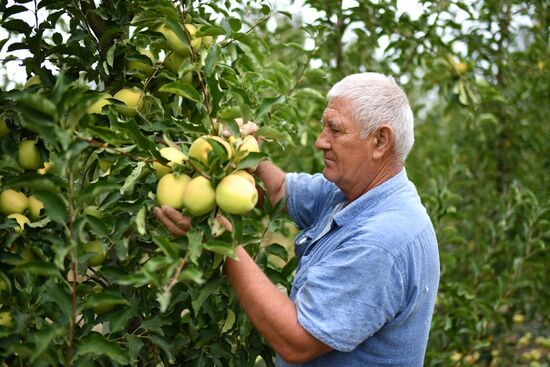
left=315, top=128, right=330, bottom=150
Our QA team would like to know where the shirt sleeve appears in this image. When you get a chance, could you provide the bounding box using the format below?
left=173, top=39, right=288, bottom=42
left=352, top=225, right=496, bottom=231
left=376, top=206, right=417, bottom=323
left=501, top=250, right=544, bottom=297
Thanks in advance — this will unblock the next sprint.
left=294, top=242, right=405, bottom=352
left=285, top=172, right=337, bottom=229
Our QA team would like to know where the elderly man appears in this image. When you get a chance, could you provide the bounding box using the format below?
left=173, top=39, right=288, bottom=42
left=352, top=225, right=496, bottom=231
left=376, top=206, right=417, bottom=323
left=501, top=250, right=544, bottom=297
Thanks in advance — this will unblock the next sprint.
left=155, top=72, right=440, bottom=366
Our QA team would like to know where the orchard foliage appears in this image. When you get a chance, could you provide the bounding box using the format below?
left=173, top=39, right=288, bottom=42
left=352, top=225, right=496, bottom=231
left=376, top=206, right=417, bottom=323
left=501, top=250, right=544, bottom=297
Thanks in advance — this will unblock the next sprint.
left=0, top=0, right=305, bottom=365
left=0, top=0, right=549, bottom=366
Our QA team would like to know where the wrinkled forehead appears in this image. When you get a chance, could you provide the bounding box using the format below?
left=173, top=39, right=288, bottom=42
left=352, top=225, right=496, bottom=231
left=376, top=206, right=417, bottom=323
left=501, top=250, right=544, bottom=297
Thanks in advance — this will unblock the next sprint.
left=323, top=97, right=356, bottom=123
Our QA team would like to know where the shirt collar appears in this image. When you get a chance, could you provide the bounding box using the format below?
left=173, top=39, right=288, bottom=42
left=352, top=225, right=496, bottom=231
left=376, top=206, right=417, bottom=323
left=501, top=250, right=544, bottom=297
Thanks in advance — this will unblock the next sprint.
left=333, top=168, right=408, bottom=226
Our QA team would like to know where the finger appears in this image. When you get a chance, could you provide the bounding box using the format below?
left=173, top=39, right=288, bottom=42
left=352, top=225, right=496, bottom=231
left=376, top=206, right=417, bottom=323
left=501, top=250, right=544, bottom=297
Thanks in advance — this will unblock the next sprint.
left=240, top=121, right=259, bottom=136
left=153, top=207, right=188, bottom=237
left=161, top=205, right=192, bottom=230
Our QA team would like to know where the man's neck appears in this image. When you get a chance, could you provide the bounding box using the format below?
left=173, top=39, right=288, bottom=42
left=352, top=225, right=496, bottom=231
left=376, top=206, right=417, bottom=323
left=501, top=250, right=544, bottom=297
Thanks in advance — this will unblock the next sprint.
left=344, top=161, right=403, bottom=204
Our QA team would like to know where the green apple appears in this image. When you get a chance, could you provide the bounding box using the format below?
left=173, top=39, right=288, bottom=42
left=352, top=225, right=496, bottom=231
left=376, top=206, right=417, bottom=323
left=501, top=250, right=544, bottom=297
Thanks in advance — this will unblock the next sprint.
left=158, top=23, right=202, bottom=57
left=83, top=240, right=107, bottom=267
left=8, top=213, right=30, bottom=233
left=156, top=173, right=192, bottom=209
left=232, top=170, right=255, bottom=186
left=24, top=75, right=41, bottom=88
left=0, top=311, right=13, bottom=328
left=88, top=93, right=112, bottom=114
left=238, top=135, right=260, bottom=155
left=188, top=136, right=233, bottom=166
left=0, top=117, right=10, bottom=138
left=113, top=88, right=144, bottom=117
left=0, top=273, right=10, bottom=293
left=164, top=52, right=189, bottom=74
left=215, top=174, right=258, bottom=214
left=17, top=140, right=42, bottom=170
left=152, top=161, right=172, bottom=179
left=28, top=195, right=44, bottom=221
left=182, top=176, right=216, bottom=216
left=0, top=189, right=29, bottom=215
left=127, top=48, right=156, bottom=75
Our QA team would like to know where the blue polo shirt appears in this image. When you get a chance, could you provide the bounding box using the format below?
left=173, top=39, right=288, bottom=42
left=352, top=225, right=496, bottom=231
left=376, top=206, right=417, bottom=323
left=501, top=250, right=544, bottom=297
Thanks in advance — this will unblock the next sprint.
left=276, top=169, right=440, bottom=367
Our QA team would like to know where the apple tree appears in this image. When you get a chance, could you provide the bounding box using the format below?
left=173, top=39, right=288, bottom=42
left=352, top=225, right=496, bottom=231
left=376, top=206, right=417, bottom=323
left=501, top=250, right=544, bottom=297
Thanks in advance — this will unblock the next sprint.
left=0, top=0, right=326, bottom=365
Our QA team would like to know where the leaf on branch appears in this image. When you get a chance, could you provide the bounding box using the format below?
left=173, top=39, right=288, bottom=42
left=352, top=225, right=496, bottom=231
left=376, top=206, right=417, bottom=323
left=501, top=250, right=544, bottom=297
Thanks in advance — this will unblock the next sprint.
left=76, top=333, right=130, bottom=365
left=13, top=261, right=61, bottom=278
left=191, top=277, right=224, bottom=315
left=159, top=81, right=202, bottom=103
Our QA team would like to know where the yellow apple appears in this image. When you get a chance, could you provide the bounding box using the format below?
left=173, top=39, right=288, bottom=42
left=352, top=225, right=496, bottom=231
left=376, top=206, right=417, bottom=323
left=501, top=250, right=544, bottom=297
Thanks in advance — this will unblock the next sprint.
left=156, top=173, right=192, bottom=209
left=88, top=93, right=112, bottom=114
left=24, top=75, right=41, bottom=88
left=164, top=52, right=189, bottom=74
left=113, top=88, right=144, bottom=117
left=215, top=174, right=258, bottom=214
left=37, top=160, right=54, bottom=175
left=0, top=117, right=10, bottom=138
left=0, top=189, right=29, bottom=215
left=238, top=135, right=260, bottom=155
left=0, top=311, right=13, bottom=328
left=17, top=140, right=42, bottom=170
left=28, top=195, right=44, bottom=221
left=453, top=62, right=468, bottom=75
left=182, top=176, right=216, bottom=216
left=232, top=170, right=255, bottom=186
left=188, top=136, right=233, bottom=166
left=158, top=23, right=202, bottom=57
left=83, top=240, right=107, bottom=267
left=127, top=48, right=156, bottom=75
left=8, top=213, right=30, bottom=233
left=152, top=161, right=172, bottom=179
left=160, top=147, right=187, bottom=165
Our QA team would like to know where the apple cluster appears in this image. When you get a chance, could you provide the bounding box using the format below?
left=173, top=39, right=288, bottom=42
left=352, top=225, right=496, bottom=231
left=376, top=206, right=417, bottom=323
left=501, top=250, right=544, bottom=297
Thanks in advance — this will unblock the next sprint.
left=155, top=134, right=260, bottom=216
left=86, top=21, right=214, bottom=117
left=0, top=138, right=48, bottom=233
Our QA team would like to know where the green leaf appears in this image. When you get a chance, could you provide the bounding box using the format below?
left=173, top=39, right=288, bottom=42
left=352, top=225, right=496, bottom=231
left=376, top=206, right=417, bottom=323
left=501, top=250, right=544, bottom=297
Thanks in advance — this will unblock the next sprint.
left=221, top=309, right=236, bottom=333
left=76, top=180, right=120, bottom=203
left=237, top=152, right=268, bottom=170
left=159, top=81, right=202, bottom=103
left=76, top=333, right=130, bottom=364
left=44, top=279, right=72, bottom=319
left=33, top=190, right=68, bottom=225
left=203, top=241, right=237, bottom=258
left=152, top=235, right=179, bottom=259
left=82, top=291, right=130, bottom=312
left=30, top=326, right=66, bottom=362
left=126, top=334, right=144, bottom=365
left=13, top=261, right=61, bottom=278
left=265, top=243, right=289, bottom=262
left=187, top=228, right=204, bottom=263
left=109, top=307, right=136, bottom=333
left=120, top=161, right=145, bottom=195
left=178, top=267, right=205, bottom=284
left=191, top=277, right=224, bottom=315
left=256, top=95, right=287, bottom=119
left=2, top=19, right=32, bottom=34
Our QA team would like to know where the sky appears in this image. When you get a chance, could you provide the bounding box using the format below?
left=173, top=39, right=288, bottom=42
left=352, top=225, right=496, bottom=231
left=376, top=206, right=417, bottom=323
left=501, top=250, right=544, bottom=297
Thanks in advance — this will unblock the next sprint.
left=0, top=0, right=425, bottom=88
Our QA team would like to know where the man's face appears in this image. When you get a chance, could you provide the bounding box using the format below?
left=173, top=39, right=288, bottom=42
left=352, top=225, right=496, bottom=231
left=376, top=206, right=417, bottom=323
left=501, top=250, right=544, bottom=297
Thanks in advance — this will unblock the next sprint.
left=315, top=98, right=374, bottom=194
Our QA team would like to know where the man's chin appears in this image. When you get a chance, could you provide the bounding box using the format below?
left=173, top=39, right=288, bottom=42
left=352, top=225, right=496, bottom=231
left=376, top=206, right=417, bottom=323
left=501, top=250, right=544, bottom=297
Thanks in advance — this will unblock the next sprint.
left=322, top=168, right=336, bottom=183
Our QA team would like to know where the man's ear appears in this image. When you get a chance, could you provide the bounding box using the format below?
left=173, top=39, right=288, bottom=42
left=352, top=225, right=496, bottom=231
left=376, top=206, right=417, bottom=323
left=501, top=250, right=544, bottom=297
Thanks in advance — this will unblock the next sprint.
left=372, top=124, right=393, bottom=160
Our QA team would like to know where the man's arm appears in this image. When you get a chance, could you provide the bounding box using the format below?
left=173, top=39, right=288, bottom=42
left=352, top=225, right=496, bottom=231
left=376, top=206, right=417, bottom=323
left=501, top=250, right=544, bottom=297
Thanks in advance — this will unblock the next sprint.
left=224, top=246, right=333, bottom=364
left=254, top=160, right=286, bottom=207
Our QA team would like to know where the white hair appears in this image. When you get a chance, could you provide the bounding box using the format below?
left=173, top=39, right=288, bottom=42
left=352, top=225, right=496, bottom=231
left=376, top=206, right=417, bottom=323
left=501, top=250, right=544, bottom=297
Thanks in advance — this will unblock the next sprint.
left=328, top=72, right=415, bottom=163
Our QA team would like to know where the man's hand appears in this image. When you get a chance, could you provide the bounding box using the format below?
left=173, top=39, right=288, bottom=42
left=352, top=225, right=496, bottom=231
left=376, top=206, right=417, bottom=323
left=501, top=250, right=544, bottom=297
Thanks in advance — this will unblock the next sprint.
left=153, top=205, right=192, bottom=237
